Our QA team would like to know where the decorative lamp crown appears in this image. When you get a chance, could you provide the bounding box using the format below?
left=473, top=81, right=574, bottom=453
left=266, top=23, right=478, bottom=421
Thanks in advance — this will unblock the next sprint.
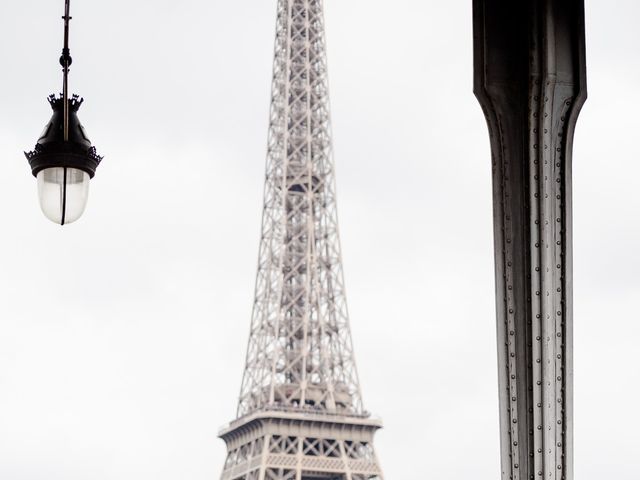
left=25, top=94, right=102, bottom=178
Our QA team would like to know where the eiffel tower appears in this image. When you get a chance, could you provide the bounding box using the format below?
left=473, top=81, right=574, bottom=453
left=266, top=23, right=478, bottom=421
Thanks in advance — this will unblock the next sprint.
left=218, top=1, right=384, bottom=479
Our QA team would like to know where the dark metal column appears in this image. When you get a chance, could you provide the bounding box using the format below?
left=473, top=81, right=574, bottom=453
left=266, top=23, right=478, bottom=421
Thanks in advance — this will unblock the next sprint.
left=473, top=2, right=586, bottom=479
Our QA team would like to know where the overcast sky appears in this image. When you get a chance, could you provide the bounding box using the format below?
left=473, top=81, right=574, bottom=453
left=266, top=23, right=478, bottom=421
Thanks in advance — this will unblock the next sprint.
left=0, top=1, right=638, bottom=479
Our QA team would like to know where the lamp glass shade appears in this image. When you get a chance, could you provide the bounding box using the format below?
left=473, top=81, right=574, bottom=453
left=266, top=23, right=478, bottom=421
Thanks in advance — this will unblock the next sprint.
left=37, top=167, right=90, bottom=225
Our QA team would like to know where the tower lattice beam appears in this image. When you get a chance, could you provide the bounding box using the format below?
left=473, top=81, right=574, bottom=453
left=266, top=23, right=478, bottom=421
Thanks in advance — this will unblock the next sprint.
left=220, top=2, right=384, bottom=479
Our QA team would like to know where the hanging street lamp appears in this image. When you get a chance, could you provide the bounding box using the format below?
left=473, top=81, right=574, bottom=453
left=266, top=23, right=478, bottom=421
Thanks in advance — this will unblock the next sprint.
left=25, top=0, right=102, bottom=225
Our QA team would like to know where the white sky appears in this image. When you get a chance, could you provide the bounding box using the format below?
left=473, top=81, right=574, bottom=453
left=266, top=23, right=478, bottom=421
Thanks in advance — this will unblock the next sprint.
left=0, top=1, right=638, bottom=479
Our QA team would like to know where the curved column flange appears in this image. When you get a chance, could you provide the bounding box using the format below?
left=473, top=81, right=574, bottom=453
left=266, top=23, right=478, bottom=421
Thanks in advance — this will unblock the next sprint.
left=473, top=1, right=586, bottom=479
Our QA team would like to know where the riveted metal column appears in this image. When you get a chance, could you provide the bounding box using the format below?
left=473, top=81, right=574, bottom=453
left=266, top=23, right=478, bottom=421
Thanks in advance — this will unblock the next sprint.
left=473, top=1, right=586, bottom=479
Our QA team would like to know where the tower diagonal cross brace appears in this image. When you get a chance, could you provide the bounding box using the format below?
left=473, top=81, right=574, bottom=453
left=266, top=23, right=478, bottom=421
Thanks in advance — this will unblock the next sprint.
left=219, top=2, right=384, bottom=480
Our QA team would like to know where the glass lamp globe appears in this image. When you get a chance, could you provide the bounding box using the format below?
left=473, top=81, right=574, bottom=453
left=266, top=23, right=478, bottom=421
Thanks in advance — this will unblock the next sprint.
left=37, top=167, right=90, bottom=225
left=25, top=94, right=102, bottom=225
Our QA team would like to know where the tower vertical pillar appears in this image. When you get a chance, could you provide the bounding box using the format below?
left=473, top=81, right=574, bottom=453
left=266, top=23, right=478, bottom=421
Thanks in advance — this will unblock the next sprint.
left=473, top=2, right=586, bottom=479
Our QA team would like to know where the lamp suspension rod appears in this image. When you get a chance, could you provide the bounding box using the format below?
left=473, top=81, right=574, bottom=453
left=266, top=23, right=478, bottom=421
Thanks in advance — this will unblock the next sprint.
left=61, top=0, right=72, bottom=142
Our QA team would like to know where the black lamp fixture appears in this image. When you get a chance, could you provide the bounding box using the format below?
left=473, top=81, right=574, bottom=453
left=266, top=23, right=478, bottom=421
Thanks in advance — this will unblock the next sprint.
left=25, top=0, right=102, bottom=225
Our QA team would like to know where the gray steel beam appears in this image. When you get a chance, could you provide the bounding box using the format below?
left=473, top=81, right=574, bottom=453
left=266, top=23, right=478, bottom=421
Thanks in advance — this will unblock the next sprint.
left=473, top=1, right=587, bottom=479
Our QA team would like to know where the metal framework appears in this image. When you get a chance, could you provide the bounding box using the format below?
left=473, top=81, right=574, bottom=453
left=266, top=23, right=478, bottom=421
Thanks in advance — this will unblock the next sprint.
left=219, top=1, right=383, bottom=479
left=473, top=1, right=586, bottom=479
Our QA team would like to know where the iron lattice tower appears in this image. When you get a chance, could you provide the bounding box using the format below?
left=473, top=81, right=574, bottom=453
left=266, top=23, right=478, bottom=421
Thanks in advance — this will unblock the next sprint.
left=219, top=1, right=383, bottom=479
